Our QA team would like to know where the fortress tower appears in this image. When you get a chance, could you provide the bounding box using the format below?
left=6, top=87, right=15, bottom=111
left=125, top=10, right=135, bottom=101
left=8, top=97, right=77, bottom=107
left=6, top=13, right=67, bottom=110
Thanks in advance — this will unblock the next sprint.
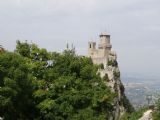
left=88, top=33, right=112, bottom=68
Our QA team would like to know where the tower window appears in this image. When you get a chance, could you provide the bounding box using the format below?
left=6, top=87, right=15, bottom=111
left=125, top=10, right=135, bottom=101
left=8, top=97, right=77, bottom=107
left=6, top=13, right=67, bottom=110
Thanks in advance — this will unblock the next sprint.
left=90, top=44, right=91, bottom=48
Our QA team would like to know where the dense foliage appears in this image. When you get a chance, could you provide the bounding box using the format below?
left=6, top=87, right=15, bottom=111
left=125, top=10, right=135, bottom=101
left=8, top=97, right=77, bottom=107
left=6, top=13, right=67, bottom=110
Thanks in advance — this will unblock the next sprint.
left=0, top=41, right=115, bottom=120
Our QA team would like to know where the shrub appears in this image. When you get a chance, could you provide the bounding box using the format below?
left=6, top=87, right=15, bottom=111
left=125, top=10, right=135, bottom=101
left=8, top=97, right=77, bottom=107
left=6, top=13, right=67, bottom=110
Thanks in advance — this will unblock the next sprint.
left=107, top=60, right=118, bottom=67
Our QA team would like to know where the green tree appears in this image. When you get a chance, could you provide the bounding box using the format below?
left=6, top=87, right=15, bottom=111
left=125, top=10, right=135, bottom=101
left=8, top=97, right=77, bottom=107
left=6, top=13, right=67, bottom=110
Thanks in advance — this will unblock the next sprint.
left=16, top=40, right=31, bottom=57
left=0, top=52, right=35, bottom=119
left=33, top=49, right=115, bottom=120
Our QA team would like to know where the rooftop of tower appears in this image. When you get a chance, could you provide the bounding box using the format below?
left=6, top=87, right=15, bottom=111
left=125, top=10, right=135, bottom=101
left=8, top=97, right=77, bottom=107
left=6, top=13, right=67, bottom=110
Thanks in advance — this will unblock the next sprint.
left=99, top=32, right=110, bottom=37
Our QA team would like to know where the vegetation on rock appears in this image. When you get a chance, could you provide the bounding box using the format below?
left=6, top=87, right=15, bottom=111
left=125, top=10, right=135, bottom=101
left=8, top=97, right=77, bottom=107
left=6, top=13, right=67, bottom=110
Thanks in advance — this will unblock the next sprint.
left=153, top=99, right=160, bottom=120
left=120, top=107, right=146, bottom=120
left=107, top=60, right=118, bottom=67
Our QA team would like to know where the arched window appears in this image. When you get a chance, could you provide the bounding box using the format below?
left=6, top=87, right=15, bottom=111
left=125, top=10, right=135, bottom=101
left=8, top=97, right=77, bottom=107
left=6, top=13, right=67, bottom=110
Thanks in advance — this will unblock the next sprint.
left=90, top=44, right=92, bottom=48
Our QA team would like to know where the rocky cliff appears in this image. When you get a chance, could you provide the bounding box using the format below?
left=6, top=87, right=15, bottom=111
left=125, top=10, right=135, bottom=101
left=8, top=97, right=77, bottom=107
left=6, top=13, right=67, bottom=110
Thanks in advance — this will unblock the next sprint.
left=98, top=51, right=134, bottom=120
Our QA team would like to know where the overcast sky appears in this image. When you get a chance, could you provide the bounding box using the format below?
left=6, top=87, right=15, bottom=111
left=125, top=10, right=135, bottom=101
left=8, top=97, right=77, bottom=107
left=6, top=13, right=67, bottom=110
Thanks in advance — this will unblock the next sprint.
left=0, top=0, right=160, bottom=75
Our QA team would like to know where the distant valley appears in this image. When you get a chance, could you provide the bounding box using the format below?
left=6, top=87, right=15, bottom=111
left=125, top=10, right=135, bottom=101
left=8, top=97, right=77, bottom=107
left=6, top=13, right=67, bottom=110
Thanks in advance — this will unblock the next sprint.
left=121, top=73, right=160, bottom=108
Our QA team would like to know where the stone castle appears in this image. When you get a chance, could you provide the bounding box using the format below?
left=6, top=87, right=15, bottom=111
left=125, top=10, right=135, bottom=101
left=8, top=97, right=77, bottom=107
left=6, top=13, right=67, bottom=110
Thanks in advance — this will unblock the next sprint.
left=88, top=33, right=117, bottom=68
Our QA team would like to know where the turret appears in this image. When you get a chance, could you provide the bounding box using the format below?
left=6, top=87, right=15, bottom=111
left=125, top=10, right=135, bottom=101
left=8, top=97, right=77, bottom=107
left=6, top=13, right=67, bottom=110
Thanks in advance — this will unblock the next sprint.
left=88, top=42, right=96, bottom=50
left=88, top=42, right=96, bottom=57
left=98, top=33, right=112, bottom=50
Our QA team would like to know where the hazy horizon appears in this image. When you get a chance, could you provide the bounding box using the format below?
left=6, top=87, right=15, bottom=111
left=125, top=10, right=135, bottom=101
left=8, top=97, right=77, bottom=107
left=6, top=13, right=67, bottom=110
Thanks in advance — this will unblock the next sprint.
left=1, top=0, right=160, bottom=75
